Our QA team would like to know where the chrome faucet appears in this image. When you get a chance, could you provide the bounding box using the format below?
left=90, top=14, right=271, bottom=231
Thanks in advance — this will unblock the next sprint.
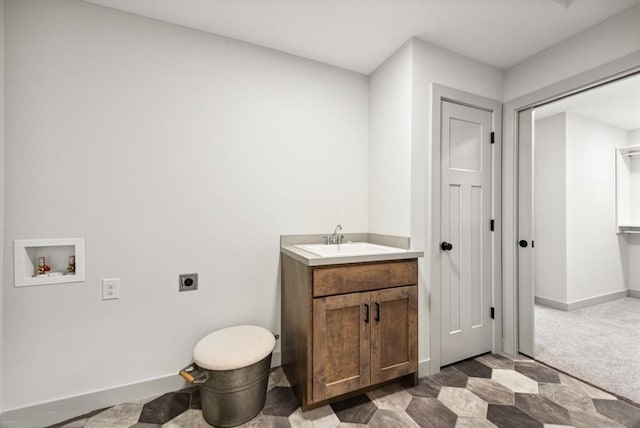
left=327, top=224, right=344, bottom=245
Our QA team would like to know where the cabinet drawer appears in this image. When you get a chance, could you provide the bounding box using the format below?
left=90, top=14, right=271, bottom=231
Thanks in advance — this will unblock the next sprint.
left=313, top=260, right=417, bottom=297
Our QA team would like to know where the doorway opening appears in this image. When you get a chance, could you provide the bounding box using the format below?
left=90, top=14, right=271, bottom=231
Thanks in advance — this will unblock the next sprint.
left=522, top=72, right=640, bottom=402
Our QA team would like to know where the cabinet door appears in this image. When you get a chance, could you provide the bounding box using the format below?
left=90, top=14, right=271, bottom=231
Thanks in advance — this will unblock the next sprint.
left=370, top=285, right=418, bottom=384
left=312, top=292, right=371, bottom=402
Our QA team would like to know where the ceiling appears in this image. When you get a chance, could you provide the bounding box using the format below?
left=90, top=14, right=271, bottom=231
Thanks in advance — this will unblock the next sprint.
left=535, top=73, right=640, bottom=130
left=83, top=0, right=639, bottom=75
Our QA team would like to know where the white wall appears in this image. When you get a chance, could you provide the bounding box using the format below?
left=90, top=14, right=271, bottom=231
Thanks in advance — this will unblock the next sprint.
left=368, top=37, right=503, bottom=372
left=0, top=0, right=5, bottom=414
left=630, top=234, right=640, bottom=293
left=504, top=4, right=640, bottom=102
left=629, top=129, right=640, bottom=225
left=368, top=42, right=412, bottom=236
left=631, top=156, right=640, bottom=226
left=410, top=38, right=504, bottom=103
left=565, top=114, right=628, bottom=302
left=534, top=113, right=629, bottom=305
left=411, top=38, right=503, bottom=369
left=628, top=129, right=640, bottom=292
left=534, top=114, right=567, bottom=303
left=3, top=0, right=369, bottom=410
left=368, top=38, right=504, bottom=237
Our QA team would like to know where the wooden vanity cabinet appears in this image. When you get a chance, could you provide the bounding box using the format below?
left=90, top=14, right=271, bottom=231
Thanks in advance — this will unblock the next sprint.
left=281, top=256, right=418, bottom=410
left=370, top=285, right=418, bottom=384
left=312, top=291, right=371, bottom=401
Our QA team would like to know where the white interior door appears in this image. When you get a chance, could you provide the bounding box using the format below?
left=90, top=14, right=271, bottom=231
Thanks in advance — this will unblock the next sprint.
left=440, top=100, right=493, bottom=366
left=518, top=108, right=535, bottom=357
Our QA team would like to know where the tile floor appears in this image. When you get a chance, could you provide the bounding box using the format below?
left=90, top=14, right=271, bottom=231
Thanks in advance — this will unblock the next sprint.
left=50, top=353, right=640, bottom=428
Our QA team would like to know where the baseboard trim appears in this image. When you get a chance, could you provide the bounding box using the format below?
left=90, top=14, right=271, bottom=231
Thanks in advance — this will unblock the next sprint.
left=0, top=374, right=188, bottom=428
left=567, top=289, right=630, bottom=311
left=418, top=358, right=431, bottom=378
left=0, top=351, right=283, bottom=428
left=536, top=289, right=631, bottom=312
left=534, top=296, right=569, bottom=311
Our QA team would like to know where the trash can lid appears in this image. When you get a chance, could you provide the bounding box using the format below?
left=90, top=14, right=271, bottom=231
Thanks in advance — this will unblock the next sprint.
left=193, top=325, right=276, bottom=371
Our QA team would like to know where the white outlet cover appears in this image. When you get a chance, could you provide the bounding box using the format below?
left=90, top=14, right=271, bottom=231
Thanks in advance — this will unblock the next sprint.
left=102, top=278, right=120, bottom=300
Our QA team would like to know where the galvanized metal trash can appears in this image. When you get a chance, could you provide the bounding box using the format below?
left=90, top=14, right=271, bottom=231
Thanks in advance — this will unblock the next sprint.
left=179, top=325, right=278, bottom=427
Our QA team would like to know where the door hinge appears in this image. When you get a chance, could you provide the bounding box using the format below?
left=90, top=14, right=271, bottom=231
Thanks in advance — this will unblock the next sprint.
left=490, top=131, right=495, bottom=144
left=490, top=219, right=495, bottom=231
left=490, top=307, right=495, bottom=320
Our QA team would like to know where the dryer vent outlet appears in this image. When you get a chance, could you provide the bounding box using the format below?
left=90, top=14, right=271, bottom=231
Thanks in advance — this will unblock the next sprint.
left=179, top=273, right=198, bottom=292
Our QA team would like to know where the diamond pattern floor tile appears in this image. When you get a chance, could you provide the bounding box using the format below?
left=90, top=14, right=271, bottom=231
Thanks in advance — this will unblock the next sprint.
left=452, top=359, right=493, bottom=379
left=187, top=388, right=201, bottom=410
left=454, top=417, right=498, bottom=428
left=160, top=409, right=209, bottom=428
left=475, top=354, right=514, bottom=370
left=542, top=425, right=573, bottom=428
left=48, top=354, right=640, bottom=428
left=514, top=361, right=561, bottom=383
left=330, top=394, right=378, bottom=424
left=406, top=377, right=442, bottom=398
left=60, top=419, right=90, bottom=428
left=240, top=413, right=291, bottom=427
left=557, top=373, right=617, bottom=400
left=85, top=401, right=144, bottom=428
left=431, top=366, right=469, bottom=388
left=138, top=392, right=190, bottom=424
left=491, top=369, right=540, bottom=394
left=268, top=367, right=291, bottom=390
left=437, top=386, right=487, bottom=418
left=486, top=404, right=542, bottom=428
left=263, top=386, right=300, bottom=417
left=592, top=398, right=640, bottom=427
left=366, top=383, right=413, bottom=411
left=514, top=393, right=571, bottom=425
left=368, top=409, right=420, bottom=428
left=287, top=406, right=339, bottom=427
left=568, top=409, right=627, bottom=428
left=538, top=382, right=597, bottom=413
left=465, top=378, right=514, bottom=406
left=406, top=397, right=458, bottom=428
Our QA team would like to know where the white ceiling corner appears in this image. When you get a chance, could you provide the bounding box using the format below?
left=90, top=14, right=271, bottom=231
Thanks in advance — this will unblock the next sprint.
left=83, top=0, right=640, bottom=74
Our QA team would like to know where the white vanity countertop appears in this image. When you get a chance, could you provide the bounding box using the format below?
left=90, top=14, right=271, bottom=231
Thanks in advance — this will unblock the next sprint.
left=281, top=238, right=424, bottom=267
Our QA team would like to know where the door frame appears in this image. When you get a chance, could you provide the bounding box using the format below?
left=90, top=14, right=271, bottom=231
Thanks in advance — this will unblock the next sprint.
left=430, top=84, right=503, bottom=373
left=502, top=52, right=640, bottom=356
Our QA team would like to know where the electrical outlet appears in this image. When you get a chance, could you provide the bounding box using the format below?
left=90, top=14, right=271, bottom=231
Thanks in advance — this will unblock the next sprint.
left=102, top=278, right=120, bottom=300
left=179, top=273, right=198, bottom=292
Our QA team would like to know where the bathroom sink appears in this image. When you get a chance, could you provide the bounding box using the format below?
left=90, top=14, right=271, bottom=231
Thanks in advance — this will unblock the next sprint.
left=295, top=242, right=406, bottom=257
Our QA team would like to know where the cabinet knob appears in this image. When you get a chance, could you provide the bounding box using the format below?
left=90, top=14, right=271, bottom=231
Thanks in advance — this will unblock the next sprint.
left=375, top=303, right=380, bottom=322
left=519, top=240, right=528, bottom=248
left=364, top=304, right=369, bottom=323
left=440, top=241, right=453, bottom=251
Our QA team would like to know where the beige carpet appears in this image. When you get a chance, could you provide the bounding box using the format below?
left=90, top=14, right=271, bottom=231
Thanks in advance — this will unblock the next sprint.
left=535, top=297, right=640, bottom=403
